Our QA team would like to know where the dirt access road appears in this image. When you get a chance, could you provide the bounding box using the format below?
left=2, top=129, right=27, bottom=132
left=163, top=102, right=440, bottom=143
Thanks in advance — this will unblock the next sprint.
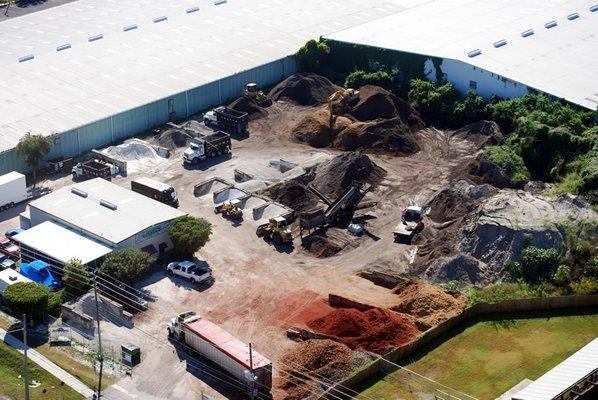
left=0, top=102, right=478, bottom=399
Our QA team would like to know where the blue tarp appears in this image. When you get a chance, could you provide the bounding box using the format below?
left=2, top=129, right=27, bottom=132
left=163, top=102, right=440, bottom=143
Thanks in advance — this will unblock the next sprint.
left=19, top=260, right=61, bottom=289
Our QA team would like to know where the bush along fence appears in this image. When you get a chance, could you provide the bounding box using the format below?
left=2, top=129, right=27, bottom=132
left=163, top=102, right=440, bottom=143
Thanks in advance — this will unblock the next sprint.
left=318, top=294, right=598, bottom=400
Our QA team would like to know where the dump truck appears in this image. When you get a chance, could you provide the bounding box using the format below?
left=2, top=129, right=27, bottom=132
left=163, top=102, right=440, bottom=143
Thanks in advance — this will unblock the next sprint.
left=131, top=177, right=179, bottom=208
left=0, top=172, right=28, bottom=211
left=215, top=199, right=243, bottom=220
left=393, top=206, right=427, bottom=243
left=256, top=216, right=292, bottom=245
left=183, top=131, right=231, bottom=165
left=168, top=311, right=272, bottom=394
left=72, top=159, right=118, bottom=181
left=203, top=106, right=248, bottom=135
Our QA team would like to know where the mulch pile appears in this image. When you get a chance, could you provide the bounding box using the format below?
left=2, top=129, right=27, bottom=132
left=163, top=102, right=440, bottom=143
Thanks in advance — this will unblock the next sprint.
left=307, top=307, right=420, bottom=354
left=228, top=96, right=268, bottom=121
left=263, top=181, right=321, bottom=212
left=311, top=151, right=386, bottom=198
left=278, top=339, right=359, bottom=400
left=301, top=233, right=343, bottom=258
left=268, top=73, right=340, bottom=106
left=154, top=129, right=193, bottom=149
left=452, top=120, right=504, bottom=149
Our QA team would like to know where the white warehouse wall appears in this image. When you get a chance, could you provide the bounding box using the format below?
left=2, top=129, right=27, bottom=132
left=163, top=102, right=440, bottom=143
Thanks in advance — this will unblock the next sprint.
left=424, top=58, right=530, bottom=100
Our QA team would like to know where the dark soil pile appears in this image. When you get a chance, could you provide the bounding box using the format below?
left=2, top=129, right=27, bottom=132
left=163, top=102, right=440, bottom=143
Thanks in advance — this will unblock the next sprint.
left=453, top=153, right=522, bottom=189
left=426, top=185, right=478, bottom=224
left=278, top=340, right=356, bottom=400
left=334, top=118, right=421, bottom=155
left=263, top=181, right=320, bottom=212
left=228, top=96, right=268, bottom=121
left=349, top=85, right=425, bottom=131
left=307, top=307, right=420, bottom=354
left=311, top=152, right=385, bottom=199
left=154, top=129, right=192, bottom=149
left=268, top=73, right=340, bottom=106
left=452, top=120, right=504, bottom=149
left=291, top=108, right=352, bottom=148
left=302, top=233, right=343, bottom=258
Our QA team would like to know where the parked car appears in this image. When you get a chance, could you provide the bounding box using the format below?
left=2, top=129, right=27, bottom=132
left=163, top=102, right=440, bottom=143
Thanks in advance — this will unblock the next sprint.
left=0, top=254, right=16, bottom=270
left=5, top=228, right=25, bottom=239
left=0, top=234, right=19, bottom=258
left=166, top=261, right=213, bottom=284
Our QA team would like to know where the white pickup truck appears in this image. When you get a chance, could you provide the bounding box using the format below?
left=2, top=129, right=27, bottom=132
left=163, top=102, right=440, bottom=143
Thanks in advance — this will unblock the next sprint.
left=166, top=261, right=213, bottom=284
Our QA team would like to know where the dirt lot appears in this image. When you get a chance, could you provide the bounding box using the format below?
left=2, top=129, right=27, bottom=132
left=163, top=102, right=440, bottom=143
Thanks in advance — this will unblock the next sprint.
left=0, top=92, right=480, bottom=399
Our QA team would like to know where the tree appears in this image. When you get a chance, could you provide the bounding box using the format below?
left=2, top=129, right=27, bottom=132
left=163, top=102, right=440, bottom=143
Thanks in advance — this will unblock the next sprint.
left=3, top=282, right=50, bottom=322
left=100, top=249, right=154, bottom=285
left=63, top=257, right=91, bottom=297
left=453, top=91, right=488, bottom=126
left=296, top=39, right=330, bottom=74
left=168, top=215, right=212, bottom=257
left=408, top=79, right=460, bottom=125
left=345, top=69, right=396, bottom=91
left=486, top=145, right=531, bottom=184
left=15, top=133, right=52, bottom=187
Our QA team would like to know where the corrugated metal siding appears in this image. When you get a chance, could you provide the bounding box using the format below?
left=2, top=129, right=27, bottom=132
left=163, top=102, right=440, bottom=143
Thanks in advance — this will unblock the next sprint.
left=0, top=56, right=298, bottom=175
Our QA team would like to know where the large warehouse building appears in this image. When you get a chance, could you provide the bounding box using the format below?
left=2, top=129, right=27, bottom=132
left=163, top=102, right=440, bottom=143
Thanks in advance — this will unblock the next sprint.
left=1, top=0, right=596, bottom=175
left=21, top=178, right=186, bottom=255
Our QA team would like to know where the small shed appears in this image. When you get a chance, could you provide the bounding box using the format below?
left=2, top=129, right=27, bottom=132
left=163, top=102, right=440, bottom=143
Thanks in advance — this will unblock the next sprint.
left=121, top=343, right=141, bottom=367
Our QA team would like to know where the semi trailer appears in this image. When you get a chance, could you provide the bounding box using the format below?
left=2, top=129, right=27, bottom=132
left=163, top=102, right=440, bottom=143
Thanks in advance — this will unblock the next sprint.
left=168, top=312, right=272, bottom=393
left=131, top=177, right=179, bottom=207
left=0, top=172, right=28, bottom=211
left=183, top=131, right=231, bottom=165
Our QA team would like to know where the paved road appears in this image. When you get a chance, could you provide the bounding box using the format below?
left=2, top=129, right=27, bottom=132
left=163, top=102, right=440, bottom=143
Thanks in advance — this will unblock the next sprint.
left=0, top=327, right=95, bottom=398
left=1, top=0, right=77, bottom=21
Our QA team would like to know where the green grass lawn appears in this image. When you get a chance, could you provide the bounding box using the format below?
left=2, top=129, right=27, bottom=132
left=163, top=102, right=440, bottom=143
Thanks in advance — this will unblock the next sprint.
left=359, top=311, right=598, bottom=400
left=0, top=341, right=83, bottom=400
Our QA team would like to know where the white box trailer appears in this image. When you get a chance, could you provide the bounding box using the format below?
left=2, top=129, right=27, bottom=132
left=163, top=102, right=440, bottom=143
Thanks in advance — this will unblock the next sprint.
left=0, top=172, right=27, bottom=211
left=168, top=312, right=272, bottom=393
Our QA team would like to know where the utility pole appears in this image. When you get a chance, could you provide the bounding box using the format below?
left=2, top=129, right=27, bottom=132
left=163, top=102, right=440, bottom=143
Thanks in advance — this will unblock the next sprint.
left=22, top=314, right=30, bottom=400
left=249, top=343, right=256, bottom=400
left=93, top=273, right=104, bottom=398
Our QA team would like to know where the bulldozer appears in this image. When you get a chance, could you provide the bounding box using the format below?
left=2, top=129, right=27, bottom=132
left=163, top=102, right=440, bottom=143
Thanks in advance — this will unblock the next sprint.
left=243, top=83, right=272, bottom=107
left=327, top=88, right=359, bottom=130
left=256, top=216, right=292, bottom=245
left=214, top=199, right=243, bottom=220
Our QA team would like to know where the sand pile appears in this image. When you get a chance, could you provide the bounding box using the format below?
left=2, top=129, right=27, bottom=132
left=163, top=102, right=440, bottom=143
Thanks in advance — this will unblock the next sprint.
left=452, top=120, right=504, bottom=149
left=291, top=108, right=352, bottom=148
left=311, top=152, right=385, bottom=198
left=349, top=85, right=424, bottom=130
left=391, top=280, right=467, bottom=329
left=102, top=139, right=167, bottom=174
left=268, top=73, right=340, bottom=106
left=263, top=181, right=320, bottom=212
left=154, top=129, right=192, bottom=149
left=307, top=307, right=420, bottom=354
left=228, top=96, right=268, bottom=121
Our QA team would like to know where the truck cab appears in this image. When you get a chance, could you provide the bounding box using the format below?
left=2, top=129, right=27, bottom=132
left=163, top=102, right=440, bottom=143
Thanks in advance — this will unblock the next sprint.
left=203, top=110, right=218, bottom=127
left=183, top=138, right=206, bottom=164
left=168, top=311, right=198, bottom=338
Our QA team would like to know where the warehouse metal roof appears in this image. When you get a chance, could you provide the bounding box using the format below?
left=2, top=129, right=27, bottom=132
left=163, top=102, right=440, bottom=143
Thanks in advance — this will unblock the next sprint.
left=13, top=221, right=112, bottom=264
left=0, top=0, right=426, bottom=152
left=27, top=178, right=185, bottom=244
left=327, top=0, right=598, bottom=110
left=512, top=338, right=598, bottom=400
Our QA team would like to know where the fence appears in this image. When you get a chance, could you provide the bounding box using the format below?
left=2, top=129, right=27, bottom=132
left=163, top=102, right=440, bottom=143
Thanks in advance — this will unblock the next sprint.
left=319, top=294, right=598, bottom=399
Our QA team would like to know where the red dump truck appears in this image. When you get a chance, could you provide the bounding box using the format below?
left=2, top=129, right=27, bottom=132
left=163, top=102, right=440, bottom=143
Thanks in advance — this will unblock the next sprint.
left=168, top=312, right=272, bottom=393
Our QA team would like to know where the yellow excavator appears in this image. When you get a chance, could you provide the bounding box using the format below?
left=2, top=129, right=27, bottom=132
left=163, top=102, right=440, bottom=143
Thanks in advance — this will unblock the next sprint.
left=327, top=88, right=359, bottom=130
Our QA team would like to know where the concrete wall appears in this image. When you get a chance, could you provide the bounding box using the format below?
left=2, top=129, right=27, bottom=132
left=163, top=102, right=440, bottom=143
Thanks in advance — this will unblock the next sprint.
left=0, top=56, right=298, bottom=175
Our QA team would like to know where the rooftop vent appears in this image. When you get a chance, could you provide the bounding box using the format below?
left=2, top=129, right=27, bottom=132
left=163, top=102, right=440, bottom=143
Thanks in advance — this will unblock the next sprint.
left=88, top=34, right=103, bottom=42
left=100, top=199, right=118, bottom=211
left=467, top=49, right=482, bottom=58
left=214, top=0, right=227, bottom=5
left=493, top=39, right=507, bottom=48
left=153, top=16, right=167, bottom=23
left=56, top=43, right=71, bottom=52
left=18, top=54, right=34, bottom=63
left=71, top=188, right=88, bottom=198
left=544, top=20, right=557, bottom=29
left=186, top=6, right=200, bottom=13
left=521, top=29, right=534, bottom=37
left=590, top=5, right=598, bottom=12
left=123, top=24, right=138, bottom=32
left=567, top=12, right=580, bottom=20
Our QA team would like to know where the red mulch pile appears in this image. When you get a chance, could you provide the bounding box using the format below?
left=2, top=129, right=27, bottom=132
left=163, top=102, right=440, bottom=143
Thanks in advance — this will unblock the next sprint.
left=307, top=307, right=420, bottom=354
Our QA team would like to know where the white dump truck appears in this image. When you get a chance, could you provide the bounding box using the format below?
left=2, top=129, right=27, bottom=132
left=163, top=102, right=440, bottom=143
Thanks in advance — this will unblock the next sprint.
left=183, top=131, right=231, bottom=165
left=168, top=312, right=272, bottom=394
left=393, top=206, right=427, bottom=243
left=0, top=172, right=28, bottom=211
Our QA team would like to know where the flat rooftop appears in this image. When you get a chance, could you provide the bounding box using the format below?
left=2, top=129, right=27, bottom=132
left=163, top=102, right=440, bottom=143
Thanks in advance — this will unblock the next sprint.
left=327, top=0, right=598, bottom=110
left=512, top=338, right=598, bottom=400
left=0, top=0, right=426, bottom=152
left=28, top=178, right=185, bottom=244
left=13, top=221, right=112, bottom=264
